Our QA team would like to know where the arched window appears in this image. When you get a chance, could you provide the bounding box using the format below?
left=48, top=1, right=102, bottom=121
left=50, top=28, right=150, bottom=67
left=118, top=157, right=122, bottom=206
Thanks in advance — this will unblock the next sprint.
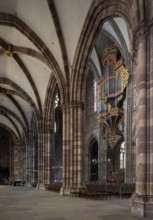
left=90, top=140, right=98, bottom=181
left=120, top=142, right=126, bottom=169
left=94, top=79, right=98, bottom=112
left=86, top=72, right=98, bottom=114
left=53, top=89, right=63, bottom=182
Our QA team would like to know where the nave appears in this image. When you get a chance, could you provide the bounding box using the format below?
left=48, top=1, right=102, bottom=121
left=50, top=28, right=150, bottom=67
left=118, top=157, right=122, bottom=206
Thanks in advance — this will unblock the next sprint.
left=0, top=185, right=145, bottom=220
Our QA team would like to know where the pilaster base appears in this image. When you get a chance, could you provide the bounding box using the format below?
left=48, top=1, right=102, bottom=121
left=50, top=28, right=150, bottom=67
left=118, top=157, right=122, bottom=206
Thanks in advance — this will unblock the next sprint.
left=26, top=182, right=37, bottom=187
left=60, top=186, right=85, bottom=196
left=26, top=182, right=32, bottom=187
left=131, top=193, right=153, bottom=218
left=36, top=183, right=46, bottom=190
left=60, top=187, right=71, bottom=196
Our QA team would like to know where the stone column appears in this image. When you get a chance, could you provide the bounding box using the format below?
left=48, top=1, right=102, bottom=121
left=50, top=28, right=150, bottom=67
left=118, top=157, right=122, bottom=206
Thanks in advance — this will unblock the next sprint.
left=98, top=128, right=107, bottom=182
left=9, top=139, right=14, bottom=182
left=19, top=143, right=26, bottom=182
left=36, top=119, right=52, bottom=189
left=149, top=24, right=153, bottom=197
left=60, top=102, right=84, bottom=195
left=13, top=142, right=20, bottom=181
left=74, top=102, right=84, bottom=188
left=26, top=130, right=34, bottom=186
left=60, top=104, right=70, bottom=194
left=44, top=128, right=53, bottom=185
left=37, top=127, right=45, bottom=189
left=60, top=105, right=72, bottom=195
left=131, top=21, right=153, bottom=217
left=125, top=64, right=136, bottom=183
left=13, top=140, right=25, bottom=182
left=33, top=131, right=38, bottom=184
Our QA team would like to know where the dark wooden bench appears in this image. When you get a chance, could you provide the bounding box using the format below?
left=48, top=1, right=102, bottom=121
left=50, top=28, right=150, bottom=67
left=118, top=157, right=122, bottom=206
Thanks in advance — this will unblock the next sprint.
left=13, top=180, right=25, bottom=186
left=46, top=183, right=62, bottom=192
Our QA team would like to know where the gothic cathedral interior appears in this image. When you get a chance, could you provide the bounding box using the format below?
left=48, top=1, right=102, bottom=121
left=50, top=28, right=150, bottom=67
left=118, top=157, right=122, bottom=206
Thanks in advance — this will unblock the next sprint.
left=0, top=0, right=153, bottom=218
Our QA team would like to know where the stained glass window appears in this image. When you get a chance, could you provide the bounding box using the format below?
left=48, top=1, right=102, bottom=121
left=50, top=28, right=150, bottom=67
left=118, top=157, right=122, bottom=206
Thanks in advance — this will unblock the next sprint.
left=94, top=79, right=98, bottom=112
left=120, top=142, right=126, bottom=169
left=54, top=90, right=60, bottom=108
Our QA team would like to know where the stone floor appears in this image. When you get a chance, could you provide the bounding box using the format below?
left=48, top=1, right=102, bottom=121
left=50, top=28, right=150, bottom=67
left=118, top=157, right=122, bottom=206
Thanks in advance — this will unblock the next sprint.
left=0, top=185, right=149, bottom=220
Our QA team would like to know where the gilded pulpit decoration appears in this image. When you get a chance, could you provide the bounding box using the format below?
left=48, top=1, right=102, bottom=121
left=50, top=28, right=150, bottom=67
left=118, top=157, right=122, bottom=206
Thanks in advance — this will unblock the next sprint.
left=97, top=43, right=129, bottom=145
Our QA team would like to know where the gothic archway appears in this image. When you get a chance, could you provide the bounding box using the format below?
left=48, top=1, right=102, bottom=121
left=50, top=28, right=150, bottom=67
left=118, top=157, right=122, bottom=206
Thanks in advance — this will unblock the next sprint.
left=89, top=139, right=98, bottom=182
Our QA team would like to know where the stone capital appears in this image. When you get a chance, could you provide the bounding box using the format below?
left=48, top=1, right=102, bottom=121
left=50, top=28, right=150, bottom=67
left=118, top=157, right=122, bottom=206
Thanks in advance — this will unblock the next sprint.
left=132, top=18, right=153, bottom=62
left=61, top=101, right=84, bottom=110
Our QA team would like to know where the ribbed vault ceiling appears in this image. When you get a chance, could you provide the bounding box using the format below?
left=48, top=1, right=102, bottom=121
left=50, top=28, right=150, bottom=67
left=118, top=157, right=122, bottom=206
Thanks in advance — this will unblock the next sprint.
left=0, top=0, right=130, bottom=141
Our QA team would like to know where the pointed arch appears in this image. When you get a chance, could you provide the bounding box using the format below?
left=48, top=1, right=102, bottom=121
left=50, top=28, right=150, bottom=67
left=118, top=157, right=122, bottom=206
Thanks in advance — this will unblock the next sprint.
left=0, top=123, right=19, bottom=143
left=70, top=0, right=135, bottom=102
left=0, top=78, right=39, bottom=118
left=0, top=12, right=67, bottom=104
left=44, top=73, right=58, bottom=124
left=86, top=134, right=99, bottom=182
left=0, top=105, right=27, bottom=133
left=47, top=0, right=70, bottom=85
left=86, top=133, right=98, bottom=152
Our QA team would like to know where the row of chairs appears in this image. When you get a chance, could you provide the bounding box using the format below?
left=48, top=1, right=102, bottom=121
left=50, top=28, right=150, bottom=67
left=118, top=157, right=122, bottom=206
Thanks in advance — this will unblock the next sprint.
left=69, top=183, right=135, bottom=199
left=45, top=182, right=135, bottom=199
left=46, top=183, right=62, bottom=192
left=105, top=183, right=135, bottom=198
left=78, top=188, right=111, bottom=199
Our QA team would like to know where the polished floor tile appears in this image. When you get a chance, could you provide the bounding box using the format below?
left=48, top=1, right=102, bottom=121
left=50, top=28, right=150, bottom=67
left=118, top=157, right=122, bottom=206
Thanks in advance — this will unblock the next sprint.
left=0, top=185, right=149, bottom=220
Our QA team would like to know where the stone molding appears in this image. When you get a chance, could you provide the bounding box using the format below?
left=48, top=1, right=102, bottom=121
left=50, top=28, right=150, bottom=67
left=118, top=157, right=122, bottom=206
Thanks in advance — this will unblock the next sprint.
left=131, top=192, right=153, bottom=217
left=61, top=101, right=84, bottom=110
left=132, top=18, right=153, bottom=60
